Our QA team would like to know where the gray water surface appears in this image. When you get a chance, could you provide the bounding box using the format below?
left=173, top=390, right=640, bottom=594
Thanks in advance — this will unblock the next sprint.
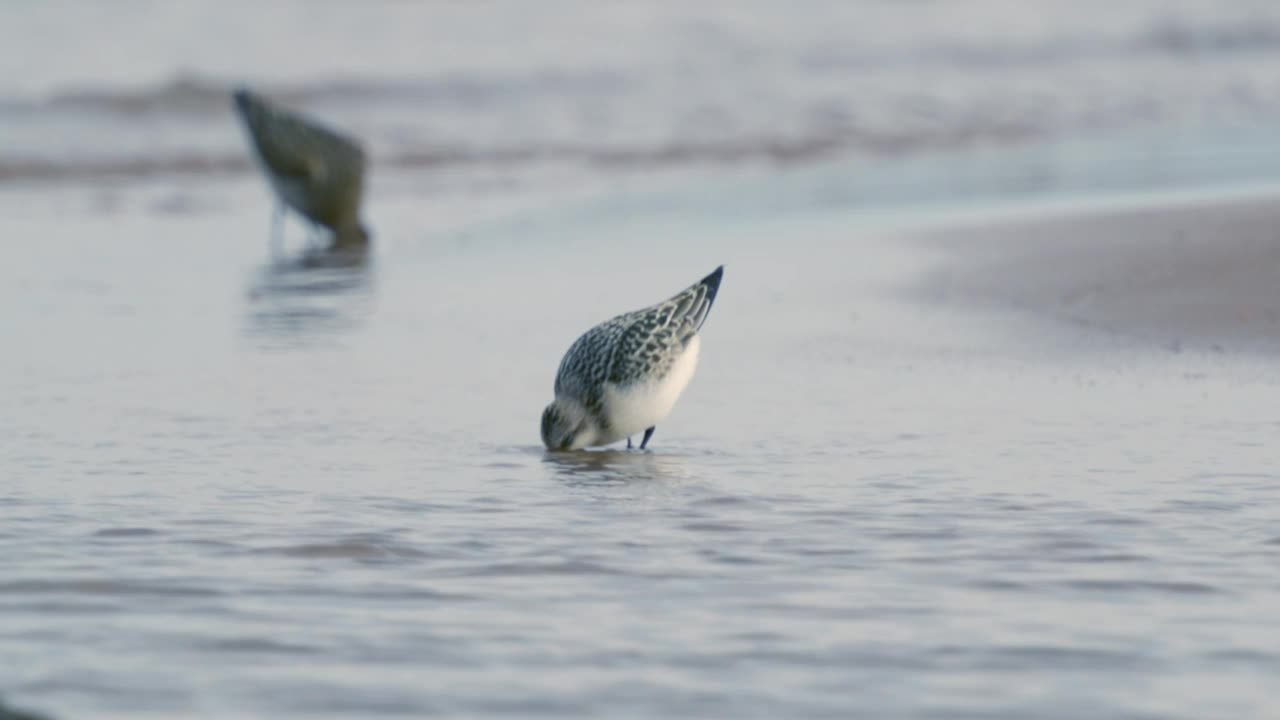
left=3, top=185, right=1279, bottom=718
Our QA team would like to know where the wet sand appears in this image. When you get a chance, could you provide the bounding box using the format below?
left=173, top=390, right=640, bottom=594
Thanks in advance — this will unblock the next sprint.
left=914, top=191, right=1280, bottom=354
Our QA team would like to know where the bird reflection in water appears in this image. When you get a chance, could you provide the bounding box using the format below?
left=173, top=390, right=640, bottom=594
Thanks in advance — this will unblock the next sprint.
left=541, top=448, right=690, bottom=487
left=244, top=244, right=375, bottom=347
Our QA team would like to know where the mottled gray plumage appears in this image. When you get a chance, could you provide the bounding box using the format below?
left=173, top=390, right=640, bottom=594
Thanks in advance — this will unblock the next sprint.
left=541, top=265, right=724, bottom=451
left=233, top=87, right=370, bottom=247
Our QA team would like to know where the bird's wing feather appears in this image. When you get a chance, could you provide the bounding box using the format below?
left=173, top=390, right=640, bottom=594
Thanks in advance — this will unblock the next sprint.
left=554, top=318, right=628, bottom=412
left=607, top=267, right=722, bottom=386
left=240, top=99, right=364, bottom=183
left=554, top=266, right=724, bottom=406
left=252, top=115, right=325, bottom=182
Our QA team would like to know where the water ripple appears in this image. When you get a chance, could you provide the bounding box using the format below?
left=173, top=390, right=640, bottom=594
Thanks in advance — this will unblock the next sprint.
left=258, top=539, right=432, bottom=561
left=90, top=527, right=160, bottom=538
left=1059, top=579, right=1222, bottom=595
left=0, top=579, right=222, bottom=598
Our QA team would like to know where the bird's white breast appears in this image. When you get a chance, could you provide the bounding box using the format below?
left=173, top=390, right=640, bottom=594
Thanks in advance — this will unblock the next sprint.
left=599, top=335, right=701, bottom=444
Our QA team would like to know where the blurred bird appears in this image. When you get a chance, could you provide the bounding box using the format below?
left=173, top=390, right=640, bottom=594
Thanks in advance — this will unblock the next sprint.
left=232, top=87, right=370, bottom=250
left=541, top=266, right=724, bottom=451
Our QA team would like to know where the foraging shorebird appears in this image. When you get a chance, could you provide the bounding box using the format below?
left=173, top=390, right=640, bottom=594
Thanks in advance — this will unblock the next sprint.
left=541, top=266, right=724, bottom=451
left=232, top=87, right=370, bottom=249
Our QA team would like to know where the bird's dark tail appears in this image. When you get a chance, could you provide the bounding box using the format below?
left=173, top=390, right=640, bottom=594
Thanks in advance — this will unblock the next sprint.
left=698, top=265, right=724, bottom=312
left=231, top=86, right=260, bottom=116
left=675, top=265, right=724, bottom=333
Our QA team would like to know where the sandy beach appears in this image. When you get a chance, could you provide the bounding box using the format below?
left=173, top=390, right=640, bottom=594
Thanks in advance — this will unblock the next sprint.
left=914, top=191, right=1280, bottom=355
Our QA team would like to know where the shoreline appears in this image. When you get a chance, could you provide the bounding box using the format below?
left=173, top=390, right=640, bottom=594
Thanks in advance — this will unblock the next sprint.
left=910, top=189, right=1280, bottom=355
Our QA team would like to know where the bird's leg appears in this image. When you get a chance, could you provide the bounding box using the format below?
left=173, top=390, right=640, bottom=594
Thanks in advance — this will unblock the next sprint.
left=626, top=437, right=633, bottom=450
left=639, top=426, right=655, bottom=450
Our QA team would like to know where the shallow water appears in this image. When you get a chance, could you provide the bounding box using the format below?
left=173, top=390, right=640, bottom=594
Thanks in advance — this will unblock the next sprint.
left=5, top=3, right=1280, bottom=717
left=3, top=176, right=1280, bottom=718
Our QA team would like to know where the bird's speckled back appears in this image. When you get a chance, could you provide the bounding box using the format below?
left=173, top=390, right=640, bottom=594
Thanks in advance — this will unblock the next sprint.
left=554, top=266, right=723, bottom=419
left=234, top=90, right=365, bottom=176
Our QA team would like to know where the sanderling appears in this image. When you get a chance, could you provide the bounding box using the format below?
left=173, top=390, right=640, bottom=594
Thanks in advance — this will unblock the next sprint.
left=541, top=265, right=724, bottom=451
left=232, top=87, right=370, bottom=249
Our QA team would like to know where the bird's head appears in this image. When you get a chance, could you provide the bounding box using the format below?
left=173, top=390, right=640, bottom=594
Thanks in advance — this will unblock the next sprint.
left=540, top=400, right=590, bottom=451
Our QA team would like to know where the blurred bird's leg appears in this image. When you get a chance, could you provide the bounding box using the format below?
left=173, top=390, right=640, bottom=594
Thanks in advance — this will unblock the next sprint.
left=626, top=437, right=633, bottom=449
left=639, top=427, right=655, bottom=450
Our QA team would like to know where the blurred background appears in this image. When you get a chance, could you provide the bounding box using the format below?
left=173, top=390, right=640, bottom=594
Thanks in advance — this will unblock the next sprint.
left=6, top=0, right=1280, bottom=219
left=4, top=3, right=1280, bottom=720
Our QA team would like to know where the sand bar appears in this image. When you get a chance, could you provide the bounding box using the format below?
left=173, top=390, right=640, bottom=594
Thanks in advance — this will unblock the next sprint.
left=913, top=191, right=1280, bottom=354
